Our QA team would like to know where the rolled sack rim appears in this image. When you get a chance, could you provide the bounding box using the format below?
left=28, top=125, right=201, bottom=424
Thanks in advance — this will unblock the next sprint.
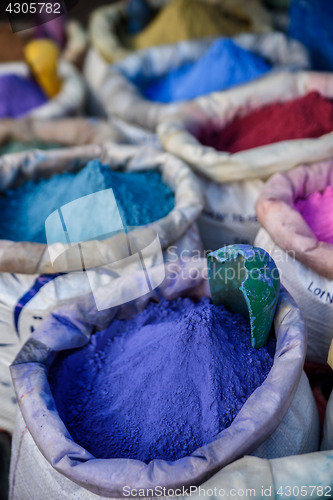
left=0, top=117, right=125, bottom=148
left=157, top=71, right=333, bottom=183
left=88, top=1, right=131, bottom=64
left=101, top=32, right=309, bottom=131
left=9, top=273, right=306, bottom=498
left=62, top=19, right=88, bottom=67
left=255, top=158, right=333, bottom=280
left=0, top=143, right=204, bottom=275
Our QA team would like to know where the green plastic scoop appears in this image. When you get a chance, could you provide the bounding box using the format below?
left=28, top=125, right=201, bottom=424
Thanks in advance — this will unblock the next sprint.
left=207, top=244, right=280, bottom=349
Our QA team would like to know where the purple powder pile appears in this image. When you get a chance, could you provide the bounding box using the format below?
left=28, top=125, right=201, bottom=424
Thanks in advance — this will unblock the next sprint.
left=49, top=297, right=275, bottom=463
left=0, top=74, right=47, bottom=118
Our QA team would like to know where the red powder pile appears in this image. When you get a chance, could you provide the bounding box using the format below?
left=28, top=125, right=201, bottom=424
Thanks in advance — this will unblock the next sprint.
left=198, top=91, right=333, bottom=153
left=295, top=185, right=333, bottom=245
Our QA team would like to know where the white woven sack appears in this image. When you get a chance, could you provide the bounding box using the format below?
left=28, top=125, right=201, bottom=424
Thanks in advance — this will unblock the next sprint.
left=158, top=70, right=333, bottom=249
left=254, top=160, right=333, bottom=364
left=197, top=178, right=264, bottom=250
left=0, top=144, right=203, bottom=433
left=187, top=449, right=333, bottom=500
left=87, top=2, right=131, bottom=65
left=255, top=228, right=333, bottom=364
left=9, top=259, right=318, bottom=499
left=62, top=19, right=88, bottom=67
left=10, top=372, right=319, bottom=500
left=0, top=59, right=86, bottom=118
left=100, top=32, right=309, bottom=131
left=109, top=117, right=162, bottom=148
left=158, top=71, right=333, bottom=183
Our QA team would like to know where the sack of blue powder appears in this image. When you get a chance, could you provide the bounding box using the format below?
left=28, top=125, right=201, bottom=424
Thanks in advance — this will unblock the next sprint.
left=49, top=296, right=276, bottom=462
left=0, top=144, right=203, bottom=276
left=9, top=258, right=319, bottom=499
left=141, top=38, right=272, bottom=103
left=0, top=144, right=204, bottom=438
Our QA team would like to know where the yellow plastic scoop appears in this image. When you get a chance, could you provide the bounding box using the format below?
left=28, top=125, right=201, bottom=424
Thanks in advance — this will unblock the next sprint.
left=207, top=244, right=280, bottom=349
left=24, top=39, right=62, bottom=98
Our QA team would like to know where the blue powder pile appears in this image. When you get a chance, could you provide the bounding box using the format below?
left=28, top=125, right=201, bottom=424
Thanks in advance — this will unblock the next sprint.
left=141, top=39, right=272, bottom=103
left=0, top=159, right=174, bottom=243
left=289, top=0, right=333, bottom=71
left=48, top=297, right=275, bottom=463
left=127, top=0, right=155, bottom=35
left=0, top=74, right=47, bottom=118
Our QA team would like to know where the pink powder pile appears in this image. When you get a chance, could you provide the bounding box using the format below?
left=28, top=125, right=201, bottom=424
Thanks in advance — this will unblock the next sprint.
left=295, top=185, right=333, bottom=245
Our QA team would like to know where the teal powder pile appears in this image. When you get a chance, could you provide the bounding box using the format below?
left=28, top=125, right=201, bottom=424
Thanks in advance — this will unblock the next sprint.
left=0, top=140, right=61, bottom=156
left=0, top=159, right=174, bottom=243
left=48, top=297, right=276, bottom=463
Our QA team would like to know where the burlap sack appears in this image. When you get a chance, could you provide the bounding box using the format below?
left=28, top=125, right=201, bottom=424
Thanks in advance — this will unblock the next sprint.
left=0, top=144, right=203, bottom=434
left=158, top=71, right=333, bottom=250
left=100, top=32, right=309, bottom=132
left=9, top=259, right=318, bottom=499
left=0, top=59, right=86, bottom=118
left=255, top=159, right=333, bottom=364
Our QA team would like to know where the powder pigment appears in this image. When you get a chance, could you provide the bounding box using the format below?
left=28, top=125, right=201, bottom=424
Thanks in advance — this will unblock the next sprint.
left=198, top=91, right=333, bottom=153
left=131, top=0, right=251, bottom=50
left=295, top=185, right=333, bottom=245
left=0, top=74, right=48, bottom=118
left=0, top=159, right=174, bottom=243
left=142, top=39, right=271, bottom=103
left=48, top=297, right=275, bottom=463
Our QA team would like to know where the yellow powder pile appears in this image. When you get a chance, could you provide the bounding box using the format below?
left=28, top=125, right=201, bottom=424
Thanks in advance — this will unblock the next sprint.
left=131, top=0, right=251, bottom=50
left=24, top=39, right=62, bottom=98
